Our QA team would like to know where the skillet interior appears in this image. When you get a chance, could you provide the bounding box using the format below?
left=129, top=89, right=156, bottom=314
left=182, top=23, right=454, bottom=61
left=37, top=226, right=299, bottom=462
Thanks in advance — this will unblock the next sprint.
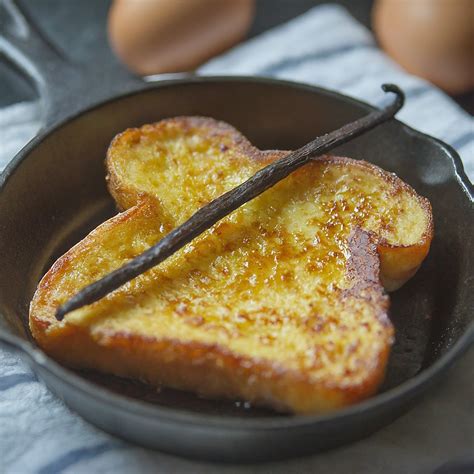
left=0, top=78, right=472, bottom=460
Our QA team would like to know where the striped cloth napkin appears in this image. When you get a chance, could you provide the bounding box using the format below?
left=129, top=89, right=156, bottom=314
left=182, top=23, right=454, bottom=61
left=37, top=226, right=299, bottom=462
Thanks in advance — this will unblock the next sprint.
left=1, top=5, right=472, bottom=474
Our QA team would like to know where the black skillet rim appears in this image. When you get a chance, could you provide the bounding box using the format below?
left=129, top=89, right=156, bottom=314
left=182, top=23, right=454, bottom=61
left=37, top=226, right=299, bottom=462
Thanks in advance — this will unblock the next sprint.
left=1, top=75, right=473, bottom=431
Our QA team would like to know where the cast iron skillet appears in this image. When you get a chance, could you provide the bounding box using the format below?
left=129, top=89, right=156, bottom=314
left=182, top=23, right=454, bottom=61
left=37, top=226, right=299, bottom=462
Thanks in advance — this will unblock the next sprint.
left=0, top=1, right=473, bottom=463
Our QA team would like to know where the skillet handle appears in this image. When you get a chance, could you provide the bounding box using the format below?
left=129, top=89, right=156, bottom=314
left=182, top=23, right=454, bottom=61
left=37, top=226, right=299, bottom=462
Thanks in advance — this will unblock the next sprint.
left=0, top=0, right=146, bottom=127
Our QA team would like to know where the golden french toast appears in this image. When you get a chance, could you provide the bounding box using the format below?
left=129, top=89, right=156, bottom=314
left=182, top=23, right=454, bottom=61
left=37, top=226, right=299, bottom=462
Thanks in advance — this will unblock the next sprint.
left=30, top=117, right=433, bottom=414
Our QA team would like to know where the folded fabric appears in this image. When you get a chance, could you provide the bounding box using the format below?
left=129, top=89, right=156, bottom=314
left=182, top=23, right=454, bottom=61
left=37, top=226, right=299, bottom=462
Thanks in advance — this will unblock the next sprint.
left=0, top=101, right=41, bottom=171
left=0, top=4, right=472, bottom=474
left=201, top=4, right=473, bottom=179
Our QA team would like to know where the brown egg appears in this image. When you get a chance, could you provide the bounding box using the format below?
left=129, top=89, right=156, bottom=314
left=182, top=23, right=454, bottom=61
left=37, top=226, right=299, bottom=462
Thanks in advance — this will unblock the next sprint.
left=108, top=0, right=255, bottom=75
left=373, top=0, right=474, bottom=94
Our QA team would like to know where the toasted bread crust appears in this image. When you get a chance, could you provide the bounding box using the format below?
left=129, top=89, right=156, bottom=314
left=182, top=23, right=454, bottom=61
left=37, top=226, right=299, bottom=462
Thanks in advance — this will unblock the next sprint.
left=107, top=117, right=433, bottom=291
left=30, top=205, right=391, bottom=413
left=30, top=116, right=433, bottom=414
left=30, top=324, right=391, bottom=414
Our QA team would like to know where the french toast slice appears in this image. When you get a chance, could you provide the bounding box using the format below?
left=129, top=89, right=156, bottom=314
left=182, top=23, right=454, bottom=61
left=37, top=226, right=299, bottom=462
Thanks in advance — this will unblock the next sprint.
left=30, top=117, right=433, bottom=414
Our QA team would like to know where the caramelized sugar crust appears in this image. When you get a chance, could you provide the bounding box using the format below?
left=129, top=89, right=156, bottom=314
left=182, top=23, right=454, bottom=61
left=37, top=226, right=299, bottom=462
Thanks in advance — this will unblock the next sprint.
left=30, top=117, right=433, bottom=413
